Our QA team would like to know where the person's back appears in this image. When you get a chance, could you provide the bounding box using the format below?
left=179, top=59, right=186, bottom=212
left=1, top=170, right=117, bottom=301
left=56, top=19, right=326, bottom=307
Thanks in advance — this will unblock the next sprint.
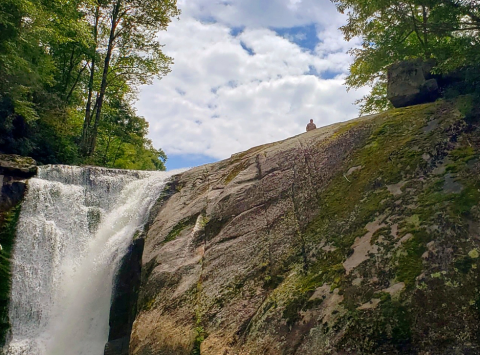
left=306, top=119, right=316, bottom=132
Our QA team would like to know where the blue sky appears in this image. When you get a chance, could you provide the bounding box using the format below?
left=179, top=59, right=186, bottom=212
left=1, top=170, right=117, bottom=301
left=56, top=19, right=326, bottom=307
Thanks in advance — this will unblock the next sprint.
left=165, top=154, right=218, bottom=170
left=273, top=24, right=320, bottom=52
left=136, top=0, right=369, bottom=171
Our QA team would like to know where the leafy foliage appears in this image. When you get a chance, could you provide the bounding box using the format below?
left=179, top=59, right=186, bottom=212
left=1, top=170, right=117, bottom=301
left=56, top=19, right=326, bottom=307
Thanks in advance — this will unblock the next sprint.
left=332, top=0, right=480, bottom=114
left=0, top=0, right=178, bottom=170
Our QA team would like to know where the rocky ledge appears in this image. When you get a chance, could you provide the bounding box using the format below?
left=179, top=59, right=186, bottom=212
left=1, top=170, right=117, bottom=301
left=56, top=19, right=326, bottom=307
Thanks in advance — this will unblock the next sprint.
left=0, top=154, right=37, bottom=212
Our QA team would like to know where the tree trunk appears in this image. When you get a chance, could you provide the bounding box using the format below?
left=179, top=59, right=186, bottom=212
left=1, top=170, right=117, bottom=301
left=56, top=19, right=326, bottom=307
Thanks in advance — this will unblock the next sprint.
left=421, top=5, right=430, bottom=58
left=80, top=5, right=100, bottom=156
left=102, top=134, right=113, bottom=165
left=63, top=46, right=76, bottom=96
left=65, top=63, right=87, bottom=103
left=87, top=0, right=122, bottom=156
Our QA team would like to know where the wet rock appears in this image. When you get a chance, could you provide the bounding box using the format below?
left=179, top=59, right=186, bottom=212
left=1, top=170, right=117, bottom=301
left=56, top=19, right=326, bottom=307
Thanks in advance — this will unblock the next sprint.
left=382, top=282, right=405, bottom=297
left=0, top=154, right=37, bottom=178
left=443, top=173, right=463, bottom=193
left=343, top=216, right=386, bottom=274
left=0, top=154, right=36, bottom=346
left=387, top=181, right=406, bottom=196
left=357, top=298, right=381, bottom=310
left=105, top=237, right=145, bottom=355
left=346, top=165, right=362, bottom=176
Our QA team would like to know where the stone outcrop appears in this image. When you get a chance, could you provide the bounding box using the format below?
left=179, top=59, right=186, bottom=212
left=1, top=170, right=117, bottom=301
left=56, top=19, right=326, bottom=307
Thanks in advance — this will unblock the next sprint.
left=0, top=154, right=37, bottom=212
left=0, top=154, right=36, bottom=177
left=130, top=99, right=480, bottom=355
left=387, top=59, right=440, bottom=108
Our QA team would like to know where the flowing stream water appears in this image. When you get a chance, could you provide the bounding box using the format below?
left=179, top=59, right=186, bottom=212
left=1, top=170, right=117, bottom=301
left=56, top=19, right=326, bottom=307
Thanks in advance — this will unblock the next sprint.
left=4, top=165, right=179, bottom=355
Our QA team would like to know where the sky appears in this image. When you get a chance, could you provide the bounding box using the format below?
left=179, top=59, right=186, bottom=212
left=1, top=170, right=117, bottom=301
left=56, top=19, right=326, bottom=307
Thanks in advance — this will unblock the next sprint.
left=135, top=0, right=370, bottom=170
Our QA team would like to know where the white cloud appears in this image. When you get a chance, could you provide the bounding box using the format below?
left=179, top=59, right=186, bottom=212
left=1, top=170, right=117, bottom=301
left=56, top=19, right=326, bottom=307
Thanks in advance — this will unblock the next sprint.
left=136, top=0, right=369, bottom=163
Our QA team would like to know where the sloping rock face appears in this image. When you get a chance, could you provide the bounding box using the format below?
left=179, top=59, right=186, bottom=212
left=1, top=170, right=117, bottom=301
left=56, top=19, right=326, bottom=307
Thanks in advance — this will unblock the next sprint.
left=131, top=98, right=480, bottom=355
left=387, top=59, right=440, bottom=108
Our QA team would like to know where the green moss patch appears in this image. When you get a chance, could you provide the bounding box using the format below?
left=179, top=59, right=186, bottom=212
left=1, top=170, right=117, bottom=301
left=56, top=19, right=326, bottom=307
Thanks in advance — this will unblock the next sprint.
left=282, top=292, right=312, bottom=326
left=224, top=161, right=248, bottom=185
left=394, top=230, right=430, bottom=287
left=303, top=103, right=441, bottom=279
left=454, top=255, right=475, bottom=274
left=163, top=215, right=199, bottom=244
left=190, top=326, right=207, bottom=355
left=338, top=298, right=413, bottom=354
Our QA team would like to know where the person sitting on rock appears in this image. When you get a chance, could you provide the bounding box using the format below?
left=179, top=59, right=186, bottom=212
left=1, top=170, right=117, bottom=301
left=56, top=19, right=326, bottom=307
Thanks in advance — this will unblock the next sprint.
left=306, top=119, right=317, bottom=132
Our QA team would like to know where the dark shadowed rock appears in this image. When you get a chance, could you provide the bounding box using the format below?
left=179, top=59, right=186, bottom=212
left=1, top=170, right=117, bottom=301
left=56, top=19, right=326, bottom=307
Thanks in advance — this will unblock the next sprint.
left=438, top=65, right=480, bottom=97
left=104, top=237, right=145, bottom=355
left=387, top=59, right=440, bottom=108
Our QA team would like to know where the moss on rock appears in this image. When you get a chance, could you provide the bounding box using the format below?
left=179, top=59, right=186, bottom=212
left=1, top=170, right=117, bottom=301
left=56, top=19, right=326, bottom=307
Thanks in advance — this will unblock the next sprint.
left=280, top=98, right=480, bottom=353
left=163, top=215, right=199, bottom=244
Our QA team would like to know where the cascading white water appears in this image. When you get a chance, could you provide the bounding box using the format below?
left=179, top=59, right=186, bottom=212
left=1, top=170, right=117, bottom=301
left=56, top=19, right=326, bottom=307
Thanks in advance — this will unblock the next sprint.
left=4, top=165, right=180, bottom=355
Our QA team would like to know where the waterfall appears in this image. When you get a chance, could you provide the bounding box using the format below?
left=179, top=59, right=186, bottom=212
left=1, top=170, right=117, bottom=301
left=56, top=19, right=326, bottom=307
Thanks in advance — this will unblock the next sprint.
left=4, top=165, right=179, bottom=355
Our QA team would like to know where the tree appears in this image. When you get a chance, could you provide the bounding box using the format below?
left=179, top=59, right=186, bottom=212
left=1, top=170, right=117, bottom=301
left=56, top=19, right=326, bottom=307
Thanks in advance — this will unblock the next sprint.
left=0, top=0, right=87, bottom=155
left=332, top=0, right=480, bottom=114
left=0, top=0, right=174, bottom=171
left=80, top=0, right=180, bottom=156
left=95, top=97, right=166, bottom=170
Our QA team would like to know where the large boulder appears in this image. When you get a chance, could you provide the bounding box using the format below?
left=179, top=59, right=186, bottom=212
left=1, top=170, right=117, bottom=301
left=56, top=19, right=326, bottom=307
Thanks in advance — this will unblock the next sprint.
left=387, top=59, right=440, bottom=108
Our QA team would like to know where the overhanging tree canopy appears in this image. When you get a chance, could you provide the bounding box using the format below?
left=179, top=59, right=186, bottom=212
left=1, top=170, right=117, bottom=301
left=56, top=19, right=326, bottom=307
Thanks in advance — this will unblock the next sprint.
left=332, top=0, right=480, bottom=114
